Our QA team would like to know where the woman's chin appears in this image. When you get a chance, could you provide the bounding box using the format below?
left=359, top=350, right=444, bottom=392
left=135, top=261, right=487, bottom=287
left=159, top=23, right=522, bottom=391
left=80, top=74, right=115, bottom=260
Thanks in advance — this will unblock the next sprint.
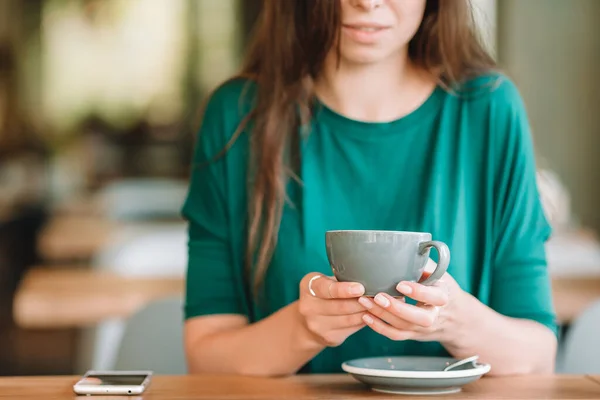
left=339, top=49, right=397, bottom=67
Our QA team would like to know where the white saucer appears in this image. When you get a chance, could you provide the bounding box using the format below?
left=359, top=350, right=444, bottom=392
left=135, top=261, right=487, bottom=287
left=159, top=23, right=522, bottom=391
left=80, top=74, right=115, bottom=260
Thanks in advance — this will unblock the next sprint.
left=373, top=387, right=461, bottom=395
left=342, top=356, right=491, bottom=395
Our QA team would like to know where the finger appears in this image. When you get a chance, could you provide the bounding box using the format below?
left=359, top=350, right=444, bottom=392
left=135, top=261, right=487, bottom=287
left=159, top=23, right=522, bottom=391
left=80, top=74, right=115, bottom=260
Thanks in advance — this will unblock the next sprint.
left=362, top=314, right=416, bottom=341
left=318, top=298, right=369, bottom=316
left=396, top=281, right=449, bottom=306
left=319, top=312, right=368, bottom=329
left=307, top=274, right=365, bottom=299
left=358, top=296, right=413, bottom=330
left=372, top=293, right=439, bottom=328
left=306, top=312, right=366, bottom=343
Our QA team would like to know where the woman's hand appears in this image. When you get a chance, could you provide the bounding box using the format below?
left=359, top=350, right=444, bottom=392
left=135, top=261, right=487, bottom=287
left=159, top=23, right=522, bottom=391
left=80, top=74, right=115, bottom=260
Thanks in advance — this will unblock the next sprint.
left=297, top=273, right=368, bottom=347
left=357, top=272, right=466, bottom=344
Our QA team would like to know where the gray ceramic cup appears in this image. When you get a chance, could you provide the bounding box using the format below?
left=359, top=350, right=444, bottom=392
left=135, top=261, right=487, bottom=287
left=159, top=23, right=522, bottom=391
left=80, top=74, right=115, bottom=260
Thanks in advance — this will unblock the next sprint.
left=325, top=230, right=450, bottom=296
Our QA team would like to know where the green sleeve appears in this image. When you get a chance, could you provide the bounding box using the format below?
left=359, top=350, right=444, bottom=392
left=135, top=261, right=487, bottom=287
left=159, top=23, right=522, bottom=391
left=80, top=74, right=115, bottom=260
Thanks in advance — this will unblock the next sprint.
left=489, top=79, right=558, bottom=336
left=181, top=81, right=250, bottom=320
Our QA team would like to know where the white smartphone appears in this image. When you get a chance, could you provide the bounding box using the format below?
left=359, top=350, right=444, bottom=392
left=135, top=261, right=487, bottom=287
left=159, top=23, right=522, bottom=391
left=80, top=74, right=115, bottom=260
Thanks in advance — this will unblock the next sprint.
left=72, top=370, right=152, bottom=395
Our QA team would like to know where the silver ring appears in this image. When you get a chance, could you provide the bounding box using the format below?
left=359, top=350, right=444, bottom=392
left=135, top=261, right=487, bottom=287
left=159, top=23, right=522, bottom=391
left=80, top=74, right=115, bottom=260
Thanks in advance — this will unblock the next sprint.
left=370, top=0, right=383, bottom=8
left=308, top=275, right=322, bottom=297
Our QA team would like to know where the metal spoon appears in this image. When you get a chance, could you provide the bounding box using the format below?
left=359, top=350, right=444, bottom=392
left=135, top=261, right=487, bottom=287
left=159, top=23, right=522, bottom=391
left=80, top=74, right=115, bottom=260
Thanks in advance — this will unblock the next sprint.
left=443, top=355, right=480, bottom=372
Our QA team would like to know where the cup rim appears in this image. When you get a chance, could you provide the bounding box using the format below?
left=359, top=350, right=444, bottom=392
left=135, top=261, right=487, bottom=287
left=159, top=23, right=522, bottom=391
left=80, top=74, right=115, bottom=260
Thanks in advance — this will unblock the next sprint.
left=326, top=229, right=431, bottom=235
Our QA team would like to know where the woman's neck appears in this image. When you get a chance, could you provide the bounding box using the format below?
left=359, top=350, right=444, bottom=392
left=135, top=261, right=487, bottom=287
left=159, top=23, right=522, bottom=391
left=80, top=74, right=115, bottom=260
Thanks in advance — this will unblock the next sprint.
left=314, top=52, right=437, bottom=123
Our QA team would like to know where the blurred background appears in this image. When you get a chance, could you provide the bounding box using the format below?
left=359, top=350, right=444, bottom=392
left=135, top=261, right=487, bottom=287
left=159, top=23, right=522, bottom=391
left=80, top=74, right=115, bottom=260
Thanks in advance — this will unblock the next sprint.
left=0, top=0, right=599, bottom=377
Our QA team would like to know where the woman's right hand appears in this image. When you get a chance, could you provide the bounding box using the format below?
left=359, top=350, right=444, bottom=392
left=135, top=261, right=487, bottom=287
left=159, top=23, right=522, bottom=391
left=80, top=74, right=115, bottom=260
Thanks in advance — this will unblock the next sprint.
left=297, top=272, right=367, bottom=347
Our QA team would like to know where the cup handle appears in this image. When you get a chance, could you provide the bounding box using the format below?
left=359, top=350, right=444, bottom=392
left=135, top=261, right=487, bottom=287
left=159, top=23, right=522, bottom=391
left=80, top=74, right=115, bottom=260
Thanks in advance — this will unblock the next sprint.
left=417, top=241, right=450, bottom=286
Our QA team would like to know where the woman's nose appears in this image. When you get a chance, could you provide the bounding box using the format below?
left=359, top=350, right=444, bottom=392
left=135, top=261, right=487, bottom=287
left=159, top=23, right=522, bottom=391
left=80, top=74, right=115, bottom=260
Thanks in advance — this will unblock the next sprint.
left=351, top=0, right=384, bottom=11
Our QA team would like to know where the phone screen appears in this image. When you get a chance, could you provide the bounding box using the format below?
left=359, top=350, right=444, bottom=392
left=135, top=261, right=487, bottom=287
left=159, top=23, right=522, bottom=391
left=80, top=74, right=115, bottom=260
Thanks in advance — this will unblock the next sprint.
left=79, top=374, right=148, bottom=386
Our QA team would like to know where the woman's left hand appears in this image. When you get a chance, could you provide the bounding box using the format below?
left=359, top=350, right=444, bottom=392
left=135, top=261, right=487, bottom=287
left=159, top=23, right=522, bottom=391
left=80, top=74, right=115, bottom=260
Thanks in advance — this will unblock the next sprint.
left=357, top=272, right=466, bottom=343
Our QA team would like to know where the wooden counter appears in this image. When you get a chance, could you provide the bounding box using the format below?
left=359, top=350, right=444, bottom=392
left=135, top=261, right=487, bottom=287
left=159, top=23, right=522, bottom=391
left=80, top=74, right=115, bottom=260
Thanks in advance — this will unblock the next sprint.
left=0, top=374, right=599, bottom=399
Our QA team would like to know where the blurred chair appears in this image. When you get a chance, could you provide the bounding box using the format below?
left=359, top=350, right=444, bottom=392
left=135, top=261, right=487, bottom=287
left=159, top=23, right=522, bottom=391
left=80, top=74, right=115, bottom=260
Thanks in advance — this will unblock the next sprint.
left=92, top=225, right=188, bottom=277
left=113, top=295, right=187, bottom=374
left=557, top=299, right=600, bottom=373
left=77, top=318, right=126, bottom=373
left=97, top=178, right=188, bottom=221
left=76, top=226, right=188, bottom=373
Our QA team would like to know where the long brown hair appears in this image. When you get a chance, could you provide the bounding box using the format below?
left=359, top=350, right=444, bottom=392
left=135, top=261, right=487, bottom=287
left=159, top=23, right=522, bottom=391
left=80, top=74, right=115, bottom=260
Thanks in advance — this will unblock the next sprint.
left=229, top=0, right=495, bottom=294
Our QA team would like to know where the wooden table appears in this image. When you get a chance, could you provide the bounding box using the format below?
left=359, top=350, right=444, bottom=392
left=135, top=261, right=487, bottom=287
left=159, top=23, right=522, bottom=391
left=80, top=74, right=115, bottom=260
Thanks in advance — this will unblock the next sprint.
left=589, top=375, right=600, bottom=386
left=12, top=266, right=600, bottom=329
left=0, top=374, right=599, bottom=399
left=30, top=211, right=600, bottom=328
left=13, top=267, right=184, bottom=329
left=37, top=214, right=184, bottom=262
left=551, top=277, right=600, bottom=324
left=37, top=215, right=123, bottom=262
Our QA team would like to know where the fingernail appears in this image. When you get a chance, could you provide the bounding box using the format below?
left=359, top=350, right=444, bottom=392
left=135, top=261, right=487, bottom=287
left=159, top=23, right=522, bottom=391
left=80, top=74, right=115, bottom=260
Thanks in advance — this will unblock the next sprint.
left=397, top=283, right=413, bottom=295
left=363, top=314, right=374, bottom=324
left=374, top=293, right=390, bottom=308
left=358, top=297, right=373, bottom=309
left=349, top=284, right=365, bottom=295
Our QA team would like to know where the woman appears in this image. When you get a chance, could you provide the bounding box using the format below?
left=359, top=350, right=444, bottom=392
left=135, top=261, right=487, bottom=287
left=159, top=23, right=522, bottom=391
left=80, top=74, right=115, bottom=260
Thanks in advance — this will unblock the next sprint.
left=181, top=0, right=558, bottom=377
